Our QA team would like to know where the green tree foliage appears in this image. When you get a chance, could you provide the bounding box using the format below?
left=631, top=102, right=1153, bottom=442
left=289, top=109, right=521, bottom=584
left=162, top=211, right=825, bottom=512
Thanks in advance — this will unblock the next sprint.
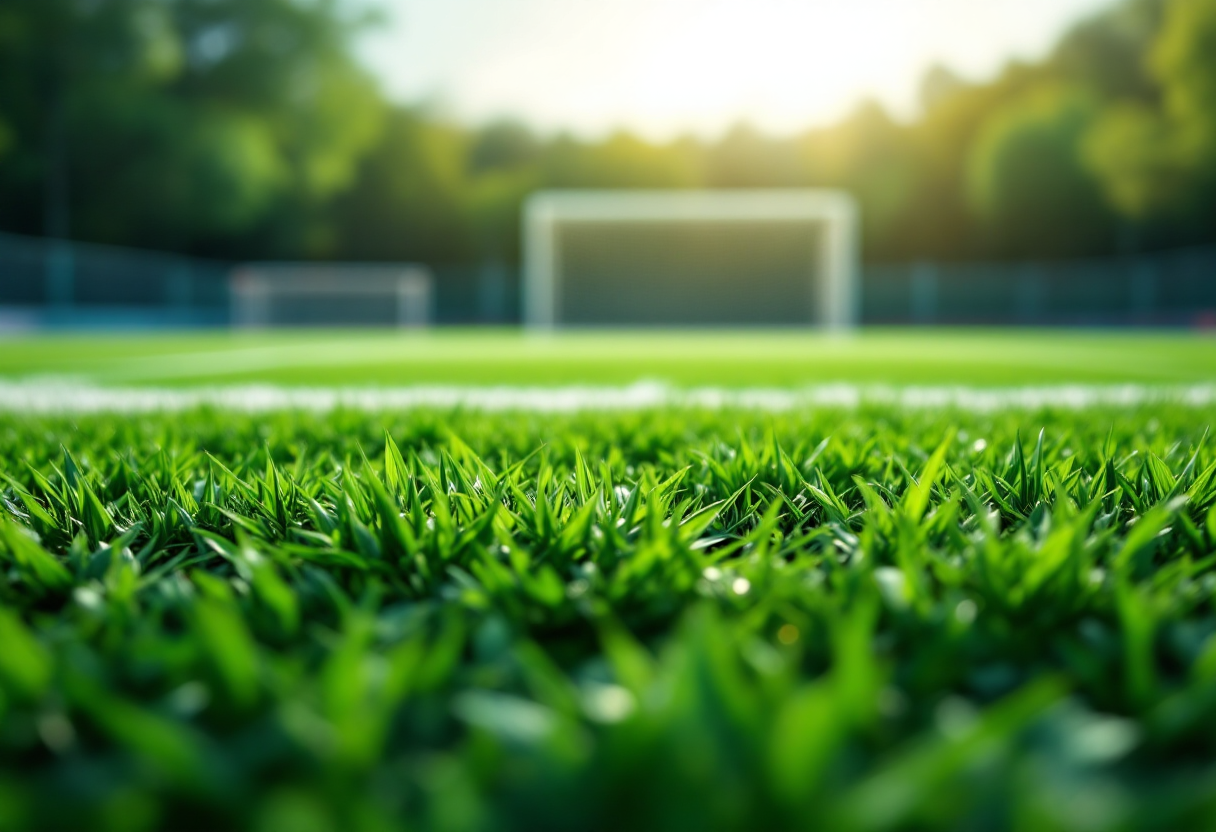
left=800, top=103, right=920, bottom=259
left=0, top=0, right=383, bottom=255
left=706, top=124, right=803, bottom=186
left=328, top=109, right=472, bottom=262
left=539, top=132, right=702, bottom=189
left=967, top=87, right=1116, bottom=258
left=327, top=0, right=1193, bottom=267
left=1048, top=0, right=1164, bottom=101
left=0, top=0, right=1212, bottom=264
left=1086, top=0, right=1216, bottom=242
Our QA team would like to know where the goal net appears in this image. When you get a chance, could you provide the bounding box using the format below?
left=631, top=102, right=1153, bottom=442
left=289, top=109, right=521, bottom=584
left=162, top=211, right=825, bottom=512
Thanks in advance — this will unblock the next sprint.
left=523, top=190, right=859, bottom=329
left=231, top=264, right=433, bottom=328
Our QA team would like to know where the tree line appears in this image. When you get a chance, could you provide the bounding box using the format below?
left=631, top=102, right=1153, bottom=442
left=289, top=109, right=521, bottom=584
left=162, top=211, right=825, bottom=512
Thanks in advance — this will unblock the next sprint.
left=0, top=0, right=1212, bottom=268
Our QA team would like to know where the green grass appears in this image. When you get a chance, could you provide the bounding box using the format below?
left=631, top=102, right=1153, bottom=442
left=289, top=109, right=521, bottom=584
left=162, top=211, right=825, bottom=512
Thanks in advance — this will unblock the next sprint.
left=4, top=402, right=1216, bottom=830
left=3, top=328, right=1216, bottom=386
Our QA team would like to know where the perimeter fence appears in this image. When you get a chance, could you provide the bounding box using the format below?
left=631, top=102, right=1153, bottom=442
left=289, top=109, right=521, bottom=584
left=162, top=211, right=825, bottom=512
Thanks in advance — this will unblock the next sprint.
left=1, top=230, right=1213, bottom=328
left=864, top=247, right=1216, bottom=326
left=0, top=232, right=230, bottom=329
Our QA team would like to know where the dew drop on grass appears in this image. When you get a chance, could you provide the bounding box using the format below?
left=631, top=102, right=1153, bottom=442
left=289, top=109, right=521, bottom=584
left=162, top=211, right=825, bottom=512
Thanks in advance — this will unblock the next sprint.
left=582, top=684, right=636, bottom=724
left=874, top=567, right=908, bottom=609
left=166, top=681, right=211, bottom=718
left=732, top=577, right=751, bottom=596
left=37, top=713, right=75, bottom=753
left=453, top=691, right=556, bottom=743
left=877, top=687, right=909, bottom=718
left=1069, top=716, right=1140, bottom=763
left=73, top=586, right=103, bottom=612
left=935, top=696, right=978, bottom=739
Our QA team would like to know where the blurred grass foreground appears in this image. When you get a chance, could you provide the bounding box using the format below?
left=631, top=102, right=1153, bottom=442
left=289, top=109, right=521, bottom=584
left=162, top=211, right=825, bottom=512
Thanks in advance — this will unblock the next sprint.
left=1, top=404, right=1216, bottom=830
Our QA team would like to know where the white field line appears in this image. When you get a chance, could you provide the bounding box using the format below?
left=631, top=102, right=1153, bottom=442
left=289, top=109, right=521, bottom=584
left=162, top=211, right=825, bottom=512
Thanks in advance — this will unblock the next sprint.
left=1, top=380, right=1216, bottom=413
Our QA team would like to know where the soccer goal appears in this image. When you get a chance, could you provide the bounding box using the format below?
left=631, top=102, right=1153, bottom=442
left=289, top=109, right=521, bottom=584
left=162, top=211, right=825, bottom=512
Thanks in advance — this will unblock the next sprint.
left=522, top=190, right=860, bottom=329
left=230, top=264, right=433, bottom=328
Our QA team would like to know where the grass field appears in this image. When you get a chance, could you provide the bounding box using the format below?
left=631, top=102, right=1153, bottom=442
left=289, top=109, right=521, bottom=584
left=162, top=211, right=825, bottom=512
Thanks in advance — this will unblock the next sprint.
left=2, top=328, right=1216, bottom=386
left=3, top=402, right=1216, bottom=830
left=3, top=329, right=1216, bottom=831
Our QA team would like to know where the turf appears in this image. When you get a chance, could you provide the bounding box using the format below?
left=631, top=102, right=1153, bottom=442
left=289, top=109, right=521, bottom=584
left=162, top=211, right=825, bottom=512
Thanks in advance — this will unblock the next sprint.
left=3, top=402, right=1216, bottom=831
left=2, top=328, right=1215, bottom=386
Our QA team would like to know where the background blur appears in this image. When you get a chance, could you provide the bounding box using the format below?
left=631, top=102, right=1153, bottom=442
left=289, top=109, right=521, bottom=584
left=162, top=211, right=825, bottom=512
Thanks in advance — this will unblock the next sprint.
left=0, top=0, right=1213, bottom=328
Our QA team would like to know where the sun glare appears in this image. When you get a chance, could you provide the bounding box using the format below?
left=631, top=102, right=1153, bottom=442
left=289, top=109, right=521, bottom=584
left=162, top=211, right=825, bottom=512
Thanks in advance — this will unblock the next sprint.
left=370, top=0, right=1113, bottom=139
left=619, top=2, right=915, bottom=135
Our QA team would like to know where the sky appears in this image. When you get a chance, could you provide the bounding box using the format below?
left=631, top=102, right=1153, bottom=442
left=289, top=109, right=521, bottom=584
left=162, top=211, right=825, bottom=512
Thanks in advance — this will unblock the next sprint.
left=360, top=0, right=1117, bottom=141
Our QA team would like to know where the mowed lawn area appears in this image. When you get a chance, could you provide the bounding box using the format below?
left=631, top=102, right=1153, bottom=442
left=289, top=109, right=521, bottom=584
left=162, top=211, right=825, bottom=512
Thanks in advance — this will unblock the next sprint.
left=2, top=328, right=1215, bottom=387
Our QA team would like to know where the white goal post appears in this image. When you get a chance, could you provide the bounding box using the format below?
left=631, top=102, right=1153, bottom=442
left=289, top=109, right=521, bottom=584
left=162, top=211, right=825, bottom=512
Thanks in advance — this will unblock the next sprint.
left=522, top=189, right=860, bottom=329
left=231, top=264, right=434, bottom=328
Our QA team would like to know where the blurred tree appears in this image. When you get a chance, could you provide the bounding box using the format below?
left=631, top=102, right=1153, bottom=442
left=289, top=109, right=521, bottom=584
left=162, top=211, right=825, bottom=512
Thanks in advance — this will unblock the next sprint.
left=0, top=0, right=176, bottom=242
left=465, top=169, right=536, bottom=263
left=328, top=107, right=472, bottom=262
left=0, top=0, right=1209, bottom=269
left=469, top=120, right=543, bottom=175
left=466, top=121, right=543, bottom=261
left=0, top=0, right=383, bottom=256
left=919, top=65, right=967, bottom=113
left=1049, top=0, right=1165, bottom=101
left=898, top=62, right=1049, bottom=260
left=704, top=124, right=804, bottom=187
left=539, top=132, right=701, bottom=189
left=1086, top=0, right=1216, bottom=246
left=801, top=102, right=919, bottom=261
left=967, top=86, right=1117, bottom=257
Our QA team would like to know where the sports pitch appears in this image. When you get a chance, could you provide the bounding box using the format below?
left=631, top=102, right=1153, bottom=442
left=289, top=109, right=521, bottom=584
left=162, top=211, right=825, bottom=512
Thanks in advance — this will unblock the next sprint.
left=2, top=328, right=1216, bottom=831
left=2, top=328, right=1214, bottom=387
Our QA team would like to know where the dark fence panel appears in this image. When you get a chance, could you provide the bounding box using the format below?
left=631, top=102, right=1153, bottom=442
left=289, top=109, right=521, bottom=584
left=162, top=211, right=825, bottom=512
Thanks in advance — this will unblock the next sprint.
left=0, top=233, right=53, bottom=305
left=0, top=232, right=231, bottom=328
left=861, top=247, right=1216, bottom=326
left=431, top=262, right=519, bottom=325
